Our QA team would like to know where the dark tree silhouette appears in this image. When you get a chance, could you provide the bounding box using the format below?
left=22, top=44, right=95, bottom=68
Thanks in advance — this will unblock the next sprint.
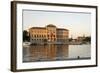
left=23, top=30, right=30, bottom=42
left=83, top=37, right=91, bottom=42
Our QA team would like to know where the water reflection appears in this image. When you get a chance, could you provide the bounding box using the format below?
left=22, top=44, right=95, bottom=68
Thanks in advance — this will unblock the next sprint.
left=23, top=44, right=91, bottom=62
left=23, top=44, right=68, bottom=62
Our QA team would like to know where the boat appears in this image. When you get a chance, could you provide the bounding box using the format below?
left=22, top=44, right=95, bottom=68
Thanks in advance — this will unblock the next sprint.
left=23, top=42, right=31, bottom=46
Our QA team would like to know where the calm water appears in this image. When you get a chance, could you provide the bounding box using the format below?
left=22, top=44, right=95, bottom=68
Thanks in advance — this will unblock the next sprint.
left=23, top=44, right=91, bottom=62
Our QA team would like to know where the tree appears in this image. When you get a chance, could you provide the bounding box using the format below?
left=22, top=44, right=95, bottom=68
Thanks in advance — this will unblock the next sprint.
left=68, top=38, right=73, bottom=42
left=82, top=37, right=91, bottom=42
left=23, top=30, right=30, bottom=42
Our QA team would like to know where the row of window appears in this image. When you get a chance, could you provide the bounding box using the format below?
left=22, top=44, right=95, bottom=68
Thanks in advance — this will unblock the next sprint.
left=31, top=35, right=46, bottom=38
left=31, top=39, right=56, bottom=41
left=31, top=39, right=46, bottom=41
left=31, top=30, right=47, bottom=33
left=31, top=30, right=58, bottom=34
left=30, top=30, right=68, bottom=34
left=31, top=39, right=68, bottom=41
left=57, top=35, right=68, bottom=37
left=31, top=35, right=56, bottom=38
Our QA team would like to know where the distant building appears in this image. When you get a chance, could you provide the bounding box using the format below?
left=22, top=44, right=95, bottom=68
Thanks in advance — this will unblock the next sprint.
left=29, top=24, right=69, bottom=44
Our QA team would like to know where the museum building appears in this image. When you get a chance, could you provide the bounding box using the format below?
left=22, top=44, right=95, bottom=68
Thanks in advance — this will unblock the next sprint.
left=29, top=24, right=69, bottom=44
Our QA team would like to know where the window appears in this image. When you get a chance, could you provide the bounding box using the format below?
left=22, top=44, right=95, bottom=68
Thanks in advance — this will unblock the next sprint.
left=34, top=35, right=36, bottom=37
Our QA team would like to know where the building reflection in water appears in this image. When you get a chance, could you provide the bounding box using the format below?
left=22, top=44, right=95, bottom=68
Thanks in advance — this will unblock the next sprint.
left=23, top=45, right=69, bottom=62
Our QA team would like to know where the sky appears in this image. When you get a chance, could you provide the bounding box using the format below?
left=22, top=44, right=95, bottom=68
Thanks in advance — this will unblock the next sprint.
left=23, top=10, right=91, bottom=39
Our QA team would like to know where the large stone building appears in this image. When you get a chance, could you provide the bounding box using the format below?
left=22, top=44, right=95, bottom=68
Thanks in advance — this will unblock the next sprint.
left=29, top=24, right=69, bottom=44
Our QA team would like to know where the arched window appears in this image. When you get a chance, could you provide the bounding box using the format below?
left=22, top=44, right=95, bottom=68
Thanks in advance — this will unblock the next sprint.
left=48, top=35, right=49, bottom=37
left=34, top=35, right=36, bottom=38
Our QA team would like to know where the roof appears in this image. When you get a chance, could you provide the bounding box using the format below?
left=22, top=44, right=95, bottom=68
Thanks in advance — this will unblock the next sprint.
left=29, top=24, right=68, bottom=31
left=30, top=27, right=45, bottom=29
left=46, top=24, right=56, bottom=27
left=57, top=28, right=68, bottom=31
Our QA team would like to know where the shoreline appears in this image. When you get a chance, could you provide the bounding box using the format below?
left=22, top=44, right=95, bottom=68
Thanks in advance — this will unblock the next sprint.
left=23, top=41, right=90, bottom=46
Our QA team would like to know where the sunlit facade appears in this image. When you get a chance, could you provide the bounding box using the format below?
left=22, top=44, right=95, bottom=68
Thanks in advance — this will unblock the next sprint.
left=29, top=24, right=69, bottom=44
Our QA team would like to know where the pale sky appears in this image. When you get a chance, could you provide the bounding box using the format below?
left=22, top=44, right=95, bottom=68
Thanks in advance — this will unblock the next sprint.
left=23, top=10, right=91, bottom=39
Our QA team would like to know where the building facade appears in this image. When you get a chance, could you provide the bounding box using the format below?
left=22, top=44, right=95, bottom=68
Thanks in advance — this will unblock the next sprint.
left=29, top=24, right=69, bottom=44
